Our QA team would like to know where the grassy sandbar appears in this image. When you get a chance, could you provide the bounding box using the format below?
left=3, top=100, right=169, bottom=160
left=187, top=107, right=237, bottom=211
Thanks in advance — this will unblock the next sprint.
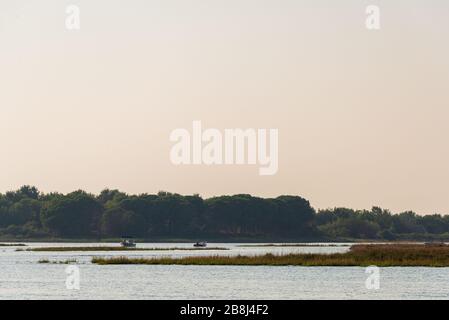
left=24, top=246, right=229, bottom=252
left=92, top=244, right=449, bottom=267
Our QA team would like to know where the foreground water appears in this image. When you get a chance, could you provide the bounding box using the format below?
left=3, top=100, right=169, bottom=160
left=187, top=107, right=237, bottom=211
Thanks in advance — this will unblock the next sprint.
left=1, top=242, right=448, bottom=299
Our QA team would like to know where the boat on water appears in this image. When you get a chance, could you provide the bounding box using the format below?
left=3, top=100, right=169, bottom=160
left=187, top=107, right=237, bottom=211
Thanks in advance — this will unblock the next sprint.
left=193, top=241, right=207, bottom=248
left=120, top=239, right=136, bottom=248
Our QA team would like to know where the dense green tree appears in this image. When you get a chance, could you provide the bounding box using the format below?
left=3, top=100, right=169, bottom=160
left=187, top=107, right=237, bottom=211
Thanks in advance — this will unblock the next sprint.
left=391, top=211, right=426, bottom=234
left=97, top=189, right=127, bottom=207
left=8, top=198, right=41, bottom=226
left=420, top=214, right=449, bottom=234
left=319, top=217, right=380, bottom=239
left=40, top=191, right=102, bottom=237
left=101, top=207, right=146, bottom=237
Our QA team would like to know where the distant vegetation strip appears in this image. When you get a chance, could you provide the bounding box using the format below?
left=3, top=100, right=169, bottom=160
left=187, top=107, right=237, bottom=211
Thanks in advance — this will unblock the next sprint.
left=91, top=244, right=449, bottom=267
left=0, top=243, right=27, bottom=247
left=24, top=246, right=229, bottom=252
left=5, top=185, right=449, bottom=242
left=38, top=258, right=78, bottom=264
left=237, top=244, right=349, bottom=247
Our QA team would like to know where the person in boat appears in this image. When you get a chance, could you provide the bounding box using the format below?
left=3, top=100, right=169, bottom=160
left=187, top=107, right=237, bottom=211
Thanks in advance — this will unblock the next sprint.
left=120, top=237, right=136, bottom=247
left=193, top=241, right=207, bottom=247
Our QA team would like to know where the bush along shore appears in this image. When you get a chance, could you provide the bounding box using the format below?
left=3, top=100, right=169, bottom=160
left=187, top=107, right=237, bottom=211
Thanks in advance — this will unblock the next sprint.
left=91, top=244, right=449, bottom=267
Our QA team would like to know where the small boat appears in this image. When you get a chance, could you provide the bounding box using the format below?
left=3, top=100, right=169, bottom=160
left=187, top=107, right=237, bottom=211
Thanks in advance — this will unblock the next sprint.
left=120, top=239, right=136, bottom=248
left=193, top=241, right=207, bottom=248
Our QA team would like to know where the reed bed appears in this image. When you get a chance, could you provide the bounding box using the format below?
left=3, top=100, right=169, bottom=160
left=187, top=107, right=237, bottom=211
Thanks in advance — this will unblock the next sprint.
left=237, top=244, right=349, bottom=248
left=38, top=259, right=50, bottom=264
left=38, top=258, right=78, bottom=264
left=91, top=244, right=449, bottom=267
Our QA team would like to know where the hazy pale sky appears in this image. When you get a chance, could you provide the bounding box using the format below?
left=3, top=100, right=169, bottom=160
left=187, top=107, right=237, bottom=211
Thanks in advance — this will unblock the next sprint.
left=1, top=0, right=448, bottom=214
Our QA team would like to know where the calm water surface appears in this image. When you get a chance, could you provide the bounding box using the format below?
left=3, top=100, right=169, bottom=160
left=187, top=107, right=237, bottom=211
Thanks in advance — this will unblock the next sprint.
left=1, top=242, right=448, bottom=300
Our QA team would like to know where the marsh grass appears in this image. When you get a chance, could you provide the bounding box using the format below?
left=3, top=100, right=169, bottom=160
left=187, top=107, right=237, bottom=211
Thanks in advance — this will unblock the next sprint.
left=38, top=259, right=50, bottom=264
left=237, top=244, right=349, bottom=248
left=38, top=258, right=78, bottom=264
left=0, top=243, right=27, bottom=247
left=56, top=259, right=78, bottom=264
left=24, top=246, right=229, bottom=252
left=91, top=244, right=449, bottom=267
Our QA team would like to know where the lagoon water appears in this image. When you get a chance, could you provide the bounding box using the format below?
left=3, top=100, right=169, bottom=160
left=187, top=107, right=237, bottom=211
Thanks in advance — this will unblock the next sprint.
left=1, top=243, right=449, bottom=300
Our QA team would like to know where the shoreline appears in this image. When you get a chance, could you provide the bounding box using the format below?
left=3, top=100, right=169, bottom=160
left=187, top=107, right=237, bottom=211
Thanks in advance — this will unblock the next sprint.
left=0, top=238, right=437, bottom=244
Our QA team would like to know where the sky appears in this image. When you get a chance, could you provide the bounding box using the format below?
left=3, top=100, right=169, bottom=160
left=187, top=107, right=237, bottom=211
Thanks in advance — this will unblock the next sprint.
left=1, top=0, right=449, bottom=214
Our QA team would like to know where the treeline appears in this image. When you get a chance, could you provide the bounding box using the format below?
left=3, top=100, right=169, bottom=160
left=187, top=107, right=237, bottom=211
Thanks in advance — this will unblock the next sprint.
left=1, top=186, right=449, bottom=241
